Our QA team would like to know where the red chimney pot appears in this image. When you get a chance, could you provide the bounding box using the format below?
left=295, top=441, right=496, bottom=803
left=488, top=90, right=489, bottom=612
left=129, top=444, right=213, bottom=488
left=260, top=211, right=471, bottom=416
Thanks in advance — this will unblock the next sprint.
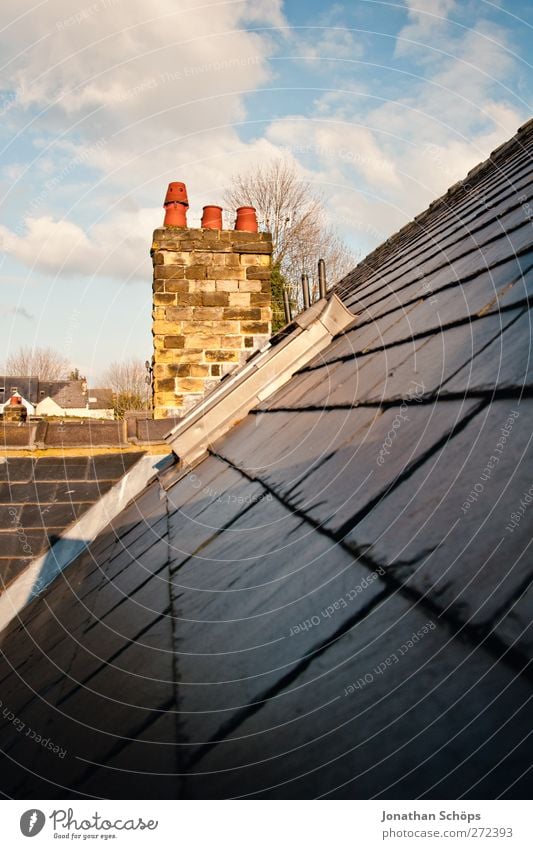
left=201, top=205, right=223, bottom=230
left=234, top=206, right=258, bottom=233
left=164, top=182, right=189, bottom=207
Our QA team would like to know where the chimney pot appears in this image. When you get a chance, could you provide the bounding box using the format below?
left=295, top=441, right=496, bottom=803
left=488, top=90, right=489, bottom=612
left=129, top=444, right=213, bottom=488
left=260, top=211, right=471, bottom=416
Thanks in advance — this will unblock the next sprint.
left=164, top=182, right=189, bottom=207
left=201, top=205, right=223, bottom=229
left=163, top=203, right=188, bottom=227
left=234, top=206, right=258, bottom=232
left=163, top=181, right=189, bottom=227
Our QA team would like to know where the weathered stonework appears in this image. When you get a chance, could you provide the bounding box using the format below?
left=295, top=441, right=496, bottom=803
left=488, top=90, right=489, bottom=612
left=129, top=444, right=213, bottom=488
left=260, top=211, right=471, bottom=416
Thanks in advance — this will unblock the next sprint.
left=151, top=227, right=272, bottom=419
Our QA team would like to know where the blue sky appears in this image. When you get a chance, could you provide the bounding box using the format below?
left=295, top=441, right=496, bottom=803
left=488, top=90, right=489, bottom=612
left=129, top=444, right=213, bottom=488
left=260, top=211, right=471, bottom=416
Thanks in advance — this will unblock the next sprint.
left=0, top=0, right=531, bottom=379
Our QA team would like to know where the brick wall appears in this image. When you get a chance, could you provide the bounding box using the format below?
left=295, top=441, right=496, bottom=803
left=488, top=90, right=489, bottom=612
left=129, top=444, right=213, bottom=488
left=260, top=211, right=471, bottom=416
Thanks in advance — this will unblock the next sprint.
left=151, top=227, right=272, bottom=419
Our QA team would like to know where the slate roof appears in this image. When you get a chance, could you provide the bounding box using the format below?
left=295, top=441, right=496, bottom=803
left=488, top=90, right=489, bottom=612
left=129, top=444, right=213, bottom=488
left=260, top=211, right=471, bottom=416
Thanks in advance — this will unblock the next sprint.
left=39, top=380, right=87, bottom=409
left=0, top=377, right=39, bottom=407
left=0, top=454, right=144, bottom=593
left=87, top=387, right=114, bottom=410
left=0, top=120, right=532, bottom=800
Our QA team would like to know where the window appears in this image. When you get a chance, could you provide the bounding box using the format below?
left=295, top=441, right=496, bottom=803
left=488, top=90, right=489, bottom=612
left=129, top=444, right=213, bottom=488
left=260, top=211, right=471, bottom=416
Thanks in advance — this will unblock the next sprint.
left=10, top=386, right=17, bottom=393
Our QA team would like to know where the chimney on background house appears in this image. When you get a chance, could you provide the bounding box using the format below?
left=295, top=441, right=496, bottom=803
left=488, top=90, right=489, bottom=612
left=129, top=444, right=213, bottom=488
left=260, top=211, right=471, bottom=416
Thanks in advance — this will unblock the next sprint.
left=151, top=184, right=273, bottom=419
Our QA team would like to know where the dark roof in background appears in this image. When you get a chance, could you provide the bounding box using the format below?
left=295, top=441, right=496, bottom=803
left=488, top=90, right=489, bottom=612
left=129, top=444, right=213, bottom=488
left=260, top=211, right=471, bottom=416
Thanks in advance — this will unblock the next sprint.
left=0, top=454, right=145, bottom=593
left=39, top=380, right=87, bottom=408
left=0, top=377, right=39, bottom=405
left=0, top=379, right=113, bottom=409
left=87, top=387, right=114, bottom=409
left=0, top=120, right=532, bottom=800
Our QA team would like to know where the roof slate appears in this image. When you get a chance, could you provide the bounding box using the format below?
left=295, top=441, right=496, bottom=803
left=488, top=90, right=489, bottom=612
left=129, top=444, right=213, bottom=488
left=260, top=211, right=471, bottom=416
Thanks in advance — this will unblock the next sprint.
left=0, top=120, right=532, bottom=800
left=0, top=453, right=144, bottom=592
left=39, top=380, right=87, bottom=409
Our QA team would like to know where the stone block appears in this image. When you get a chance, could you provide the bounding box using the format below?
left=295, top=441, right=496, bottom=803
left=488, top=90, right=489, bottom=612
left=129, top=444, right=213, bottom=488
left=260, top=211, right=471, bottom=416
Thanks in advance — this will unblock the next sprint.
left=154, top=390, right=184, bottom=406
left=158, top=266, right=185, bottom=279
left=165, top=307, right=193, bottom=321
left=189, top=281, right=216, bottom=293
left=154, top=378, right=176, bottom=392
left=204, top=350, right=240, bottom=362
left=185, top=265, right=208, bottom=279
left=156, top=349, right=204, bottom=363
left=210, top=267, right=245, bottom=281
left=240, top=254, right=270, bottom=267
left=192, top=252, right=225, bottom=265
left=189, top=364, right=210, bottom=377
left=229, top=293, right=251, bottom=307
left=219, top=336, right=244, bottom=348
left=192, top=307, right=224, bottom=321
left=224, top=308, right=261, bottom=320
left=156, top=363, right=190, bottom=377
left=233, top=241, right=271, bottom=254
left=164, top=280, right=190, bottom=293
left=153, top=320, right=181, bottom=334
left=246, top=266, right=271, bottom=281
left=202, top=292, right=230, bottom=307
left=250, top=293, right=271, bottom=306
left=184, top=335, right=221, bottom=349
left=153, top=364, right=171, bottom=378
left=164, top=336, right=186, bottom=348
left=161, top=250, right=188, bottom=265
left=175, top=293, right=203, bottom=306
left=215, top=281, right=239, bottom=292
left=153, top=293, right=176, bottom=306
left=200, top=320, right=240, bottom=334
left=176, top=378, right=205, bottom=393
left=240, top=322, right=270, bottom=334
left=238, top=281, right=262, bottom=292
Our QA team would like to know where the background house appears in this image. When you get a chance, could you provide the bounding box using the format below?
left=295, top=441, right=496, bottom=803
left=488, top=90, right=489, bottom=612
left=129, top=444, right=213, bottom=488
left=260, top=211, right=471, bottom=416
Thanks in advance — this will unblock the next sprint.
left=0, top=377, right=38, bottom=413
left=0, top=377, right=114, bottom=420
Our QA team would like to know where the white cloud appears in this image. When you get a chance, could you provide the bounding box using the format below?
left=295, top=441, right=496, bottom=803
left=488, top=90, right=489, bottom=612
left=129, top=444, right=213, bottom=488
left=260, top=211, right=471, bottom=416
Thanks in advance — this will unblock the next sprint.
left=0, top=208, right=160, bottom=280
left=252, top=4, right=526, bottom=267
left=266, top=118, right=401, bottom=188
left=292, top=26, right=364, bottom=62
left=0, top=0, right=527, bottom=287
left=395, top=0, right=457, bottom=54
left=0, top=0, right=290, bottom=277
left=0, top=0, right=286, bottom=192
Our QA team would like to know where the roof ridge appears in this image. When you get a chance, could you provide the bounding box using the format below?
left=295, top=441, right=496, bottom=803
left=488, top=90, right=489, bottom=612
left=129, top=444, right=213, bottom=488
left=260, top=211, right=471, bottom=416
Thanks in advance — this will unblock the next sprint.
left=335, top=118, right=533, bottom=294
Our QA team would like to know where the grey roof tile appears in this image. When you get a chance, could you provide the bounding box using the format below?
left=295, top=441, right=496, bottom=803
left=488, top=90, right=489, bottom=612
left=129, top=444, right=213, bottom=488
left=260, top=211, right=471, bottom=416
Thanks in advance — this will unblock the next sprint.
left=348, top=400, right=532, bottom=645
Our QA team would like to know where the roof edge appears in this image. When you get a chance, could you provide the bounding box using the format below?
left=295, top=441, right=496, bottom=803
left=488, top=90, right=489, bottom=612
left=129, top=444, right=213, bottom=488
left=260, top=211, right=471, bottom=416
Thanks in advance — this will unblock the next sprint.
left=335, top=117, right=533, bottom=295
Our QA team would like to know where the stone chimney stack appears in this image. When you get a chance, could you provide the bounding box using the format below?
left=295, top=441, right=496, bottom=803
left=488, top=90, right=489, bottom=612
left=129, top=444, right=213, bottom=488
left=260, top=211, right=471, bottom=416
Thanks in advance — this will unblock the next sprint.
left=151, top=221, right=272, bottom=420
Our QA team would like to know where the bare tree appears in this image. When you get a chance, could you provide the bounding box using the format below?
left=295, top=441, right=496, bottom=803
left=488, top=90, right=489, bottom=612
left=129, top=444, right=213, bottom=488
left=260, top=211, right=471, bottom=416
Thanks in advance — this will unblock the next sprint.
left=224, top=158, right=357, bottom=309
left=5, top=346, right=69, bottom=380
left=101, top=358, right=151, bottom=418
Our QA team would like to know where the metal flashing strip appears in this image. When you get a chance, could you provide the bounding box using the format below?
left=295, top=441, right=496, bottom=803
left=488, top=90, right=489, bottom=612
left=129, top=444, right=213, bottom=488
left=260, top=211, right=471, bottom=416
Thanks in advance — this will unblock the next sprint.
left=166, top=295, right=357, bottom=465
